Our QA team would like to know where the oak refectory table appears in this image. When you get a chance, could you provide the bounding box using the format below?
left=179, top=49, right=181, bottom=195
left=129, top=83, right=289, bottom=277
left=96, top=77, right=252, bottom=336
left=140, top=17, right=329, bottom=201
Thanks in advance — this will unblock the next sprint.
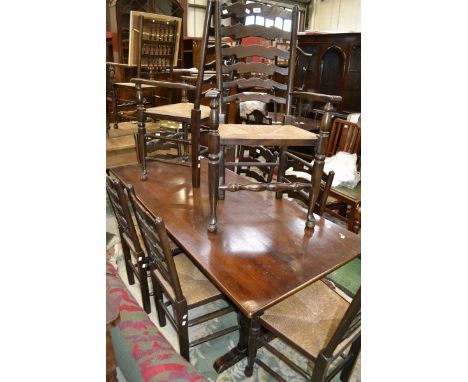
left=111, top=159, right=361, bottom=373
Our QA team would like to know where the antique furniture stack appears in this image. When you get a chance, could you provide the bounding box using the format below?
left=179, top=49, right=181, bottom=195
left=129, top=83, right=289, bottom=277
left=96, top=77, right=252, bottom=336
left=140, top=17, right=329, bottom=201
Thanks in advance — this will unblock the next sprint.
left=107, top=0, right=361, bottom=380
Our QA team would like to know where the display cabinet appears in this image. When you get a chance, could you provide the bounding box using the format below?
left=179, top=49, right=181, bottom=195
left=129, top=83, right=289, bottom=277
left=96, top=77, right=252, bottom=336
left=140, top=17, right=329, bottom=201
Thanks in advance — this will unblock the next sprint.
left=297, top=32, right=361, bottom=113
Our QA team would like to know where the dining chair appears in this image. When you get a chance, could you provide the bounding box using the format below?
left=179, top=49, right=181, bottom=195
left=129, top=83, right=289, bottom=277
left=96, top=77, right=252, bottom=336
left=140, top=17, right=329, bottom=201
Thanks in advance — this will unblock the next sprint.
left=126, top=184, right=238, bottom=361
left=106, top=175, right=151, bottom=313
left=200, top=0, right=342, bottom=232
left=245, top=282, right=361, bottom=382
left=132, top=12, right=215, bottom=187
left=281, top=151, right=335, bottom=216
left=324, top=118, right=361, bottom=233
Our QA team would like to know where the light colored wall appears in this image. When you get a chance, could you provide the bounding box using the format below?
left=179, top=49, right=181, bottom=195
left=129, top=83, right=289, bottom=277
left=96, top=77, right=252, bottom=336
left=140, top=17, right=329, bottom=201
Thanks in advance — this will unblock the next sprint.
left=308, top=0, right=361, bottom=32
left=187, top=0, right=208, bottom=37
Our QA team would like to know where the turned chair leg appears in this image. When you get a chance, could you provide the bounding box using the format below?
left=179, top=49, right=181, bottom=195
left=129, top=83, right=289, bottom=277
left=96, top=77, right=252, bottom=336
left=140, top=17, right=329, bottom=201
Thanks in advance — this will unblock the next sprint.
left=121, top=240, right=135, bottom=285
left=137, top=256, right=151, bottom=314
left=135, top=82, right=148, bottom=180
left=112, top=84, right=119, bottom=129
left=191, top=108, right=201, bottom=187
left=150, top=273, right=167, bottom=327
left=182, top=122, right=189, bottom=162
left=340, top=337, right=360, bottom=381
left=174, top=300, right=190, bottom=361
left=219, top=146, right=225, bottom=200
left=275, top=147, right=287, bottom=199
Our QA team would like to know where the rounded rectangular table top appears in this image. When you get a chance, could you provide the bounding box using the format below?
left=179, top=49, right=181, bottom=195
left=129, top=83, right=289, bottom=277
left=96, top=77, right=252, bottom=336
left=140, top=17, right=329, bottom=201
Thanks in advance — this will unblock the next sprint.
left=111, top=160, right=360, bottom=317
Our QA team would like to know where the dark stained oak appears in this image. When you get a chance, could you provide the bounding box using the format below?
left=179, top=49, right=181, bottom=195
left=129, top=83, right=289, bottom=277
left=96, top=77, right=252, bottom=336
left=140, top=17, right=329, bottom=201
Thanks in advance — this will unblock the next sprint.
left=111, top=159, right=361, bottom=319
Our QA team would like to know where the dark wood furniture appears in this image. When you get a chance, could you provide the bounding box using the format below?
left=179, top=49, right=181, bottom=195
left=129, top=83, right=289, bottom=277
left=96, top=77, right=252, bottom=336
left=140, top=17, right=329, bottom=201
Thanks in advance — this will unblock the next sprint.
left=325, top=118, right=361, bottom=233
left=109, top=0, right=183, bottom=70
left=236, top=145, right=279, bottom=183
left=132, top=4, right=215, bottom=187
left=200, top=0, right=342, bottom=232
left=109, top=13, right=181, bottom=128
left=246, top=283, right=361, bottom=381
left=297, top=32, right=361, bottom=114
left=111, top=158, right=361, bottom=373
left=283, top=151, right=335, bottom=215
left=106, top=175, right=151, bottom=313
left=126, top=184, right=237, bottom=361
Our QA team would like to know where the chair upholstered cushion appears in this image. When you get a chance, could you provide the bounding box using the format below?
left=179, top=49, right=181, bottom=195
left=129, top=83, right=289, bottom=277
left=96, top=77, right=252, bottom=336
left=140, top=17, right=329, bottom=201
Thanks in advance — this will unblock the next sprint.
left=260, top=280, right=351, bottom=359
left=146, top=103, right=211, bottom=121
left=114, top=82, right=157, bottom=89
left=219, top=124, right=318, bottom=146
left=155, top=254, right=222, bottom=307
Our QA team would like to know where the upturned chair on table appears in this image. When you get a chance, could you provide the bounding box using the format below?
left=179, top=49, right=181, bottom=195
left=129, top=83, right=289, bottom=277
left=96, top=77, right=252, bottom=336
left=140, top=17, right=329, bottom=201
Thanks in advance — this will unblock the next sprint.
left=132, top=12, right=217, bottom=187
left=106, top=175, right=151, bottom=313
left=198, top=0, right=341, bottom=232
left=245, top=282, right=361, bottom=382
left=126, top=184, right=238, bottom=361
left=107, top=14, right=181, bottom=129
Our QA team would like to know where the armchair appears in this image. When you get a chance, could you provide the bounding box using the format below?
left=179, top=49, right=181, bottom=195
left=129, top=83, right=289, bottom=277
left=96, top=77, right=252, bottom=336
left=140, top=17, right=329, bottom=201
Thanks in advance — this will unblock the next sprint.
left=199, top=0, right=342, bottom=232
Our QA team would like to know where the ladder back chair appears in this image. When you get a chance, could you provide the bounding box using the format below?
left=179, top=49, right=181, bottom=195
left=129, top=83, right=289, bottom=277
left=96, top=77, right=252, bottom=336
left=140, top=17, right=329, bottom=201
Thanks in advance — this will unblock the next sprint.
left=126, top=184, right=238, bottom=361
left=201, top=0, right=342, bottom=232
left=132, top=13, right=215, bottom=187
left=324, top=118, right=361, bottom=233
left=106, top=175, right=151, bottom=313
left=246, top=282, right=361, bottom=382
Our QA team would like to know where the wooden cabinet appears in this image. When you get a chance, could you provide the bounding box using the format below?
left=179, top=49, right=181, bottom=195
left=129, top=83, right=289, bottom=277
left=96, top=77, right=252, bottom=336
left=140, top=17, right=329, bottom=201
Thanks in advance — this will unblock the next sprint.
left=109, top=0, right=184, bottom=80
left=297, top=32, right=361, bottom=113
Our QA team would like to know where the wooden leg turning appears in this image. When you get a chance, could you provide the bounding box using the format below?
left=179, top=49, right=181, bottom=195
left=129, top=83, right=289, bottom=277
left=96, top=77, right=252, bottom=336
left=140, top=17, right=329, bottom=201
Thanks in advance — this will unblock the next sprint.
left=244, top=316, right=260, bottom=377
left=213, top=312, right=250, bottom=374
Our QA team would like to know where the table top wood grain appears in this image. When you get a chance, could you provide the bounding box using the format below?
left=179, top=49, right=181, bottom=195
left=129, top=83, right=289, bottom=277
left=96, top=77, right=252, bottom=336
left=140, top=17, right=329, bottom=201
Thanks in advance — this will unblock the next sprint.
left=111, top=160, right=360, bottom=318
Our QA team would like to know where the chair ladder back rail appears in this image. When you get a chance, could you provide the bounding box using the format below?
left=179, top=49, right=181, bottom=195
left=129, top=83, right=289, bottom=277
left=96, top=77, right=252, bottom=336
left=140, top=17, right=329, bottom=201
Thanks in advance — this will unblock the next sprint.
left=214, top=0, right=299, bottom=120
left=223, top=92, right=286, bottom=104
left=237, top=145, right=279, bottom=183
left=136, top=15, right=178, bottom=79
left=322, top=288, right=361, bottom=359
left=222, top=45, right=290, bottom=60
left=326, top=118, right=361, bottom=157
left=223, top=77, right=287, bottom=91
left=221, top=2, right=294, bottom=21
left=106, top=176, right=142, bottom=253
left=126, top=185, right=184, bottom=301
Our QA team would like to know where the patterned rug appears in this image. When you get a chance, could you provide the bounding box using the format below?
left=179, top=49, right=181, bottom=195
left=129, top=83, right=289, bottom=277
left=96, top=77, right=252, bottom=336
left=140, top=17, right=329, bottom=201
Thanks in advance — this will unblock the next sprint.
left=107, top=198, right=360, bottom=382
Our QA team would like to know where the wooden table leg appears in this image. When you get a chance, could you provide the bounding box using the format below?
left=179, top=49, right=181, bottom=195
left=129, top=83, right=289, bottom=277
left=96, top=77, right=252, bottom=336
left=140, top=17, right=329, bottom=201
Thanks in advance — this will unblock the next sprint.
left=213, top=312, right=250, bottom=374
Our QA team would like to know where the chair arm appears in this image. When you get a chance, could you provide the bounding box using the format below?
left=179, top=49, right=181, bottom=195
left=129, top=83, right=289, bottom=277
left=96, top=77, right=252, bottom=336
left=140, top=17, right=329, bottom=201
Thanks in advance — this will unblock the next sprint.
left=292, top=91, right=342, bottom=104
left=106, top=61, right=138, bottom=68
left=131, top=78, right=196, bottom=91
left=205, top=88, right=220, bottom=100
